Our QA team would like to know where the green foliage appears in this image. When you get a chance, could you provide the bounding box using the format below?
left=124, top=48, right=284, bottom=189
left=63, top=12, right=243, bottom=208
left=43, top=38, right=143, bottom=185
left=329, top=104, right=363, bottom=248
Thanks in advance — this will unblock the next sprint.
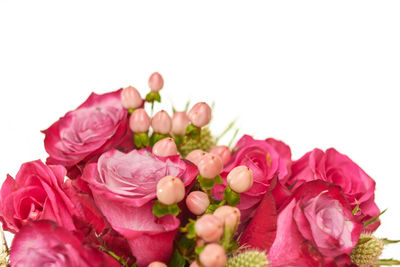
left=152, top=201, right=180, bottom=218
left=223, top=186, right=241, bottom=206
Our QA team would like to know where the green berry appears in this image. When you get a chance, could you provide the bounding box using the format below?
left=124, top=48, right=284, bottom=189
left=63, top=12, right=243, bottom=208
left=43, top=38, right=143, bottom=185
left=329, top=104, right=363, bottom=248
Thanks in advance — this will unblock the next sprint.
left=350, top=233, right=384, bottom=267
left=227, top=250, right=268, bottom=267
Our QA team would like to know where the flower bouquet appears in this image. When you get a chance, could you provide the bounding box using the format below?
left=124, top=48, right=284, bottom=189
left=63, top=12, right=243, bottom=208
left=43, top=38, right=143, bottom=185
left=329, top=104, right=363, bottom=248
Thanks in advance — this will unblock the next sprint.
left=0, top=72, right=399, bottom=267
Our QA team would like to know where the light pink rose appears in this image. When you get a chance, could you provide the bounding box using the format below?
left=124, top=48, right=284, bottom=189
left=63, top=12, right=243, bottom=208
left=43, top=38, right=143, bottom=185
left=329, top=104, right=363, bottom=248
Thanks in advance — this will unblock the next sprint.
left=81, top=149, right=198, bottom=267
left=288, top=148, right=380, bottom=231
left=0, top=160, right=76, bottom=233
left=268, top=180, right=362, bottom=266
left=10, top=220, right=119, bottom=267
left=213, top=135, right=292, bottom=228
left=43, top=90, right=131, bottom=179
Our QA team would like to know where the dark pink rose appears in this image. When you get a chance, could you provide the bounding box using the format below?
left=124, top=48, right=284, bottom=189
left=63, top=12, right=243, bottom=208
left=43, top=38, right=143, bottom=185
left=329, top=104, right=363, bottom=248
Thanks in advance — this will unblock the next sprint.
left=0, top=160, right=77, bottom=233
left=288, top=148, right=380, bottom=231
left=213, top=135, right=292, bottom=227
left=82, top=149, right=198, bottom=267
left=268, top=180, right=362, bottom=266
left=43, top=90, right=131, bottom=179
left=10, top=220, right=119, bottom=267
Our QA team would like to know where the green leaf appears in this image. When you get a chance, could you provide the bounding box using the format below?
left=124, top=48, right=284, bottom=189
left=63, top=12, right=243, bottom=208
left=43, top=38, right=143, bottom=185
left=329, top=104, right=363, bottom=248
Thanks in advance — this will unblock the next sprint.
left=168, top=249, right=186, bottom=267
left=215, top=175, right=223, bottom=184
left=195, top=245, right=205, bottom=255
left=364, top=209, right=387, bottom=228
left=352, top=199, right=360, bottom=215
left=375, top=258, right=400, bottom=265
left=197, top=175, right=216, bottom=190
left=152, top=201, right=180, bottom=218
left=178, top=236, right=196, bottom=251
left=223, top=186, right=241, bottom=206
left=186, top=220, right=197, bottom=239
left=382, top=238, right=400, bottom=245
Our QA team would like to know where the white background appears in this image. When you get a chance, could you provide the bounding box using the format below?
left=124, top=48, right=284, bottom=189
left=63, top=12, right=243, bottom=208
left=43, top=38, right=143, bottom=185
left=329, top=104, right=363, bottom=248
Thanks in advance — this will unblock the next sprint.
left=1, top=0, right=399, bottom=259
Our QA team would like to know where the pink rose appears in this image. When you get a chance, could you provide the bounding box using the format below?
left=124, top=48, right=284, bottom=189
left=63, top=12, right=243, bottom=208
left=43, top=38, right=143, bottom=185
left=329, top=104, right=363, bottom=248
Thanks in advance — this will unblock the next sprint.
left=0, top=160, right=77, bottom=233
left=82, top=149, right=198, bottom=267
left=10, top=220, right=119, bottom=267
left=268, top=180, right=362, bottom=266
left=288, top=148, right=380, bottom=231
left=43, top=90, right=131, bottom=178
left=213, top=135, right=292, bottom=227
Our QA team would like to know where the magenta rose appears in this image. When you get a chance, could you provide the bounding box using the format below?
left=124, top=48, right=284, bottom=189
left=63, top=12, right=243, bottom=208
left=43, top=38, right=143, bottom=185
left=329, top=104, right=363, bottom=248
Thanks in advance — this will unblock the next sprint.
left=43, top=90, right=131, bottom=179
left=81, top=149, right=198, bottom=267
left=213, top=135, right=292, bottom=226
left=268, top=180, right=362, bottom=266
left=0, top=160, right=77, bottom=233
left=10, top=220, right=119, bottom=267
left=288, top=148, right=380, bottom=231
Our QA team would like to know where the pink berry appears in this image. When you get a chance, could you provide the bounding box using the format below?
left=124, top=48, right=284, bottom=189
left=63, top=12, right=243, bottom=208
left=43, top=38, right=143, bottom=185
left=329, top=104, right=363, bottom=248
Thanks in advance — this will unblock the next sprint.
left=152, top=138, right=178, bottom=157
left=213, top=205, right=241, bottom=231
left=198, top=154, right=223, bottom=179
left=227, top=166, right=254, bottom=193
left=148, top=262, right=167, bottom=267
left=195, top=214, right=223, bottom=242
left=186, top=191, right=210, bottom=215
left=148, top=72, right=164, bottom=92
left=129, top=108, right=151, bottom=133
left=189, top=261, right=200, bottom=267
left=121, top=86, right=143, bottom=109
left=171, top=111, right=190, bottom=136
left=199, top=243, right=227, bottom=267
left=185, top=150, right=207, bottom=166
left=210, top=145, right=231, bottom=166
left=151, top=110, right=172, bottom=134
left=156, top=176, right=185, bottom=205
left=188, top=102, right=212, bottom=128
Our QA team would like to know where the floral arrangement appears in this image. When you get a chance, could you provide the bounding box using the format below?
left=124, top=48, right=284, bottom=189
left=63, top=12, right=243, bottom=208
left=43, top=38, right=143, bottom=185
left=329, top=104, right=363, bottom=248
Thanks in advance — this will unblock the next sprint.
left=0, top=72, right=399, bottom=267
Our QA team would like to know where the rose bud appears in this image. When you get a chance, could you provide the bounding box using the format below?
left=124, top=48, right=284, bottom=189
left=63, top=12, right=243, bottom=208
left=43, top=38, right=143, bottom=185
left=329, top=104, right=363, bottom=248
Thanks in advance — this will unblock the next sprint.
left=198, top=153, right=223, bottom=179
left=121, top=86, right=143, bottom=110
left=213, top=205, right=241, bottom=231
left=148, top=72, right=164, bottom=92
left=148, top=262, right=167, bottom=267
left=188, top=102, right=212, bottom=128
left=152, top=138, right=178, bottom=157
left=186, top=191, right=210, bottom=215
left=129, top=108, right=151, bottom=133
left=227, top=166, right=254, bottom=193
left=195, top=214, right=223, bottom=242
left=199, top=243, right=227, bottom=267
left=151, top=110, right=172, bottom=134
left=156, top=176, right=185, bottom=205
left=185, top=150, right=207, bottom=166
left=171, top=111, right=190, bottom=136
left=210, top=145, right=231, bottom=166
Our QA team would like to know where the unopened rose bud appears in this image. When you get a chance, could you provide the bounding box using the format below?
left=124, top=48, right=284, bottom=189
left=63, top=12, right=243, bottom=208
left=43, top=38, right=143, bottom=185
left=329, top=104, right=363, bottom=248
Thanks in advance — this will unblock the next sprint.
left=151, top=110, right=172, bottom=134
left=198, top=153, right=223, bottom=179
left=148, top=72, right=164, bottom=92
left=199, top=243, right=227, bottom=267
left=130, top=108, right=151, bottom=133
left=171, top=111, right=190, bottom=136
left=186, top=191, right=210, bottom=215
left=210, top=145, right=231, bottom=166
left=188, top=102, right=212, bottom=128
left=185, top=150, right=207, bottom=166
left=148, top=261, right=167, bottom=267
left=213, top=205, right=241, bottom=231
left=227, top=166, right=254, bottom=193
left=152, top=138, right=178, bottom=157
left=156, top=176, right=185, bottom=205
left=195, top=214, right=223, bottom=242
left=121, top=86, right=143, bottom=110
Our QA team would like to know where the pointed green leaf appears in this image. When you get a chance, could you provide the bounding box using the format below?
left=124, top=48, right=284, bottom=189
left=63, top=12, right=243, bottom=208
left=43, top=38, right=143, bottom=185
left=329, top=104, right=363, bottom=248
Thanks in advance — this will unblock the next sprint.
left=375, top=258, right=400, bottom=265
left=382, top=238, right=400, bottom=245
left=364, top=209, right=387, bottom=228
left=168, top=249, right=186, bottom=267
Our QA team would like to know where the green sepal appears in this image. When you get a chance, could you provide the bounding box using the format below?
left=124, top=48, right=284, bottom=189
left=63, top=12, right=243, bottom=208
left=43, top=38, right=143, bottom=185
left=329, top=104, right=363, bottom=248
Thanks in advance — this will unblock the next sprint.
left=128, top=108, right=135, bottom=115
left=215, top=175, right=223, bottom=184
left=150, top=133, right=169, bottom=147
left=152, top=201, right=180, bottom=218
left=174, top=135, right=184, bottom=146
left=223, top=186, right=241, bottom=206
left=168, top=249, right=186, bottom=267
left=145, top=91, right=161, bottom=103
left=186, top=124, right=201, bottom=139
left=195, top=245, right=205, bottom=255
left=375, top=258, right=400, bottom=265
left=134, top=132, right=150, bottom=149
left=363, top=208, right=387, bottom=228
left=205, top=203, right=219, bottom=214
left=197, top=174, right=216, bottom=190
left=186, top=219, right=197, bottom=239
